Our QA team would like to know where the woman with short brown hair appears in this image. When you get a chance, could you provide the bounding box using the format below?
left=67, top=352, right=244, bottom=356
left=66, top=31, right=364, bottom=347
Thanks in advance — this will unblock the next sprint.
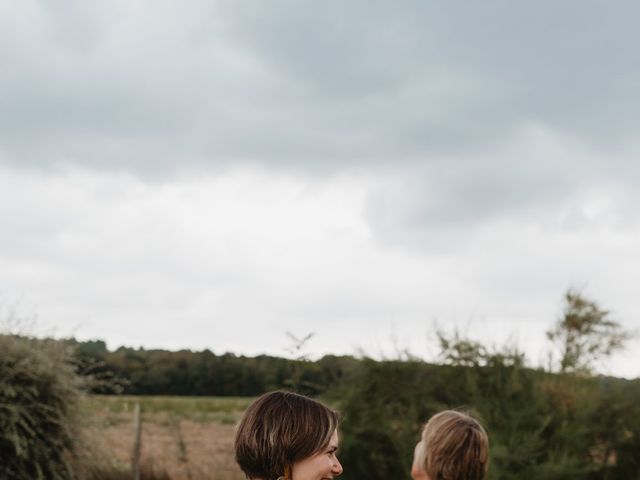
left=234, top=391, right=343, bottom=480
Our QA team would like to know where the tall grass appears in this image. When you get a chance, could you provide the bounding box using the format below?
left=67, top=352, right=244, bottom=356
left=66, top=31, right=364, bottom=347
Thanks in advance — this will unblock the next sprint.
left=0, top=334, right=173, bottom=479
left=86, top=395, right=253, bottom=424
left=0, top=334, right=82, bottom=479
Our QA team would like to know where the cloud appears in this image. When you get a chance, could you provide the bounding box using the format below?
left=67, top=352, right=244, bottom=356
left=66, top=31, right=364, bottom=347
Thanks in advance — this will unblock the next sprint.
left=1, top=163, right=638, bottom=377
left=363, top=125, right=633, bottom=249
left=1, top=0, right=639, bottom=175
left=1, top=1, right=639, bottom=378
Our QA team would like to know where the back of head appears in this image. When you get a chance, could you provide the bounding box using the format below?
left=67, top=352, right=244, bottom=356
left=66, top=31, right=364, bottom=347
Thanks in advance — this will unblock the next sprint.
left=419, top=410, right=489, bottom=480
left=234, top=391, right=339, bottom=480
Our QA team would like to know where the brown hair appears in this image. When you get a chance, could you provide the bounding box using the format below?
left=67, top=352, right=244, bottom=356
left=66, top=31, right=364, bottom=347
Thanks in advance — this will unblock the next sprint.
left=418, top=410, right=489, bottom=480
left=234, top=391, right=340, bottom=480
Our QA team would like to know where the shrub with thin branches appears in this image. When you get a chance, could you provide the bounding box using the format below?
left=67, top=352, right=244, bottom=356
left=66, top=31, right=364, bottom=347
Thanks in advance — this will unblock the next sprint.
left=0, top=334, right=83, bottom=479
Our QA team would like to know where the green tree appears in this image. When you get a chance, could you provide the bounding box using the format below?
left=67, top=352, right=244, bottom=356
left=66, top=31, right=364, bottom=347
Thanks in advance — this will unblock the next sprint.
left=546, top=290, right=631, bottom=375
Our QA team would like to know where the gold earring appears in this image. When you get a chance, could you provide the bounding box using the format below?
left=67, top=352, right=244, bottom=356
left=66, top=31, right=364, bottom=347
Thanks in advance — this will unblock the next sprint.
left=277, top=464, right=291, bottom=480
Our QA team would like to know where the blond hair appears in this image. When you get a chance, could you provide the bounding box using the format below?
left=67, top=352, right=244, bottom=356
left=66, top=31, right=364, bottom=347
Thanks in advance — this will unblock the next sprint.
left=418, top=410, right=489, bottom=480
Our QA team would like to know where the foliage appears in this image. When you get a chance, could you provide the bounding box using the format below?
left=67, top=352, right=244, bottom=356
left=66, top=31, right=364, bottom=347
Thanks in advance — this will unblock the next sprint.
left=0, top=334, right=179, bottom=479
left=71, top=344, right=361, bottom=397
left=0, top=334, right=83, bottom=479
left=437, top=329, right=488, bottom=367
left=546, top=290, right=632, bottom=375
left=3, top=289, right=636, bottom=479
left=337, top=360, right=443, bottom=480
left=336, top=331, right=640, bottom=480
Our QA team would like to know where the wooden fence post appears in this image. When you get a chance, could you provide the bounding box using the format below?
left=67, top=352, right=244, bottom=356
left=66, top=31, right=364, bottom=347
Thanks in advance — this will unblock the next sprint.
left=132, top=402, right=142, bottom=480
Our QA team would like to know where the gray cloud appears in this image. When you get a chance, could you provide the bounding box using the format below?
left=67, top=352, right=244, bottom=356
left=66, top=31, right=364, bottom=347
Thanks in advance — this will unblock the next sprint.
left=2, top=0, right=639, bottom=248
left=2, top=2, right=640, bottom=378
left=1, top=0, right=639, bottom=175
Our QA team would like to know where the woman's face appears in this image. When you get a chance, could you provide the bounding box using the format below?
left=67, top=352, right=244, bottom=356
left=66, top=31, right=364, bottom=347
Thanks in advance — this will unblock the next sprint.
left=411, top=441, right=430, bottom=480
left=291, top=430, right=343, bottom=480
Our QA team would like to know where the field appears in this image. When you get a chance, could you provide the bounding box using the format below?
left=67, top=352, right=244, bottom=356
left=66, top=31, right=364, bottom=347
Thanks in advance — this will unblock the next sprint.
left=83, top=395, right=254, bottom=480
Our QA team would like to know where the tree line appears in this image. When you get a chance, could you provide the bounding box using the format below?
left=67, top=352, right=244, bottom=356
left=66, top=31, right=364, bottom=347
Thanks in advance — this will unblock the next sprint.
left=72, top=339, right=361, bottom=396
left=3, top=289, right=639, bottom=479
left=71, top=289, right=634, bottom=397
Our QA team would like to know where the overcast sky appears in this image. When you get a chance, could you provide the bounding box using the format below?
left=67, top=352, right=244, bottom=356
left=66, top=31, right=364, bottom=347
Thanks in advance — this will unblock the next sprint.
left=1, top=0, right=639, bottom=378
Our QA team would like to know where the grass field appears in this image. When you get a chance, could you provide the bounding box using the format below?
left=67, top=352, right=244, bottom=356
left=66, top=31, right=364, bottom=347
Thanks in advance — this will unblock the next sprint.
left=83, top=395, right=254, bottom=480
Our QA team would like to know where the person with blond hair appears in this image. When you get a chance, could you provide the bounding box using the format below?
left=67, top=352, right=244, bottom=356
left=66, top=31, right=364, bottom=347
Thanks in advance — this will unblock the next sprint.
left=411, top=410, right=489, bottom=480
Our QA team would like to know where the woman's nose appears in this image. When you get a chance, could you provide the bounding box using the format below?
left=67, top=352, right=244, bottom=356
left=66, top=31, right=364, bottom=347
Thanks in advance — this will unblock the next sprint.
left=332, top=458, right=343, bottom=476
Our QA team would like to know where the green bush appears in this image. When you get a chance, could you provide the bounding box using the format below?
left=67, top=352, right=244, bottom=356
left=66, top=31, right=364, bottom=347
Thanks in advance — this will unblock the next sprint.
left=336, top=357, right=640, bottom=480
left=0, top=334, right=83, bottom=479
left=0, top=334, right=175, bottom=480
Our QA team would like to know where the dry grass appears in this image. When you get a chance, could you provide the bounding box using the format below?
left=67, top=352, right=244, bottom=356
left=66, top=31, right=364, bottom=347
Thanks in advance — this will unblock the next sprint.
left=83, top=396, right=252, bottom=480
